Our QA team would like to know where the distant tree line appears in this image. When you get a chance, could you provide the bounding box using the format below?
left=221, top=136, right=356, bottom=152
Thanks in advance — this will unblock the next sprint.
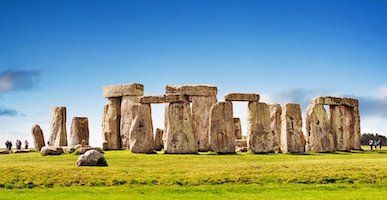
left=361, top=133, right=386, bottom=145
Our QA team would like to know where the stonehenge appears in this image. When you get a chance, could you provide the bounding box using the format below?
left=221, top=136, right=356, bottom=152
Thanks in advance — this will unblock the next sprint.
left=281, top=104, right=306, bottom=153
left=306, top=97, right=361, bottom=152
left=32, top=124, right=45, bottom=151
left=48, top=107, right=67, bottom=146
left=98, top=83, right=362, bottom=154
left=70, top=117, right=89, bottom=146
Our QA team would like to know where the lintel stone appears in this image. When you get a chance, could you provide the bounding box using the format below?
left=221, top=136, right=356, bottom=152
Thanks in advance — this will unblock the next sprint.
left=225, top=93, right=260, bottom=102
left=103, top=83, right=144, bottom=98
left=165, top=84, right=217, bottom=96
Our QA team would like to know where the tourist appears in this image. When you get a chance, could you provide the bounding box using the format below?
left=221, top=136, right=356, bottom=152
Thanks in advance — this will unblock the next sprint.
left=368, top=139, right=374, bottom=150
left=8, top=140, right=12, bottom=151
left=4, top=141, right=9, bottom=150
left=25, top=140, right=29, bottom=150
left=16, top=140, right=22, bottom=150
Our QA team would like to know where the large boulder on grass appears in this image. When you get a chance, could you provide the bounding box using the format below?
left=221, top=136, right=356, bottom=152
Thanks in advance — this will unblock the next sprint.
left=76, top=150, right=108, bottom=166
left=40, top=146, right=64, bottom=156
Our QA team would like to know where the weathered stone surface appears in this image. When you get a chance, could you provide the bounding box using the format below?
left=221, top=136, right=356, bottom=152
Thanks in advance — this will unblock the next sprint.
left=233, top=118, right=242, bottom=139
left=166, top=85, right=217, bottom=96
left=102, top=98, right=122, bottom=150
left=164, top=102, right=197, bottom=154
left=153, top=128, right=164, bottom=151
left=330, top=105, right=357, bottom=151
left=77, top=147, right=104, bottom=155
left=269, top=104, right=282, bottom=152
left=32, top=124, right=45, bottom=151
left=40, top=146, right=63, bottom=156
left=70, top=117, right=89, bottom=146
left=247, top=102, right=273, bottom=153
left=306, top=104, right=336, bottom=152
left=313, top=96, right=358, bottom=107
left=129, top=103, right=154, bottom=153
left=76, top=150, right=108, bottom=166
left=165, top=94, right=191, bottom=102
left=140, top=95, right=166, bottom=104
left=209, top=101, right=235, bottom=154
left=48, top=107, right=67, bottom=146
left=191, top=96, right=217, bottom=151
left=225, top=93, right=260, bottom=102
left=235, top=139, right=247, bottom=152
left=103, top=83, right=144, bottom=98
left=120, top=96, right=140, bottom=149
left=353, top=106, right=361, bottom=150
left=280, top=104, right=306, bottom=153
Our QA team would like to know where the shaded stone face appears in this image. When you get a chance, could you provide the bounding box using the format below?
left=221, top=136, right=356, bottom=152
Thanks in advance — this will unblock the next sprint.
left=280, top=104, right=305, bottom=153
left=191, top=96, right=217, bottom=151
left=154, top=128, right=164, bottom=151
left=313, top=96, right=358, bottom=107
left=209, top=101, right=235, bottom=154
left=247, top=102, right=273, bottom=153
left=120, top=96, right=141, bottom=149
left=224, top=93, right=260, bottom=102
left=103, top=83, right=144, bottom=98
left=330, top=105, right=356, bottom=151
left=48, top=107, right=67, bottom=146
left=129, top=103, right=154, bottom=153
left=164, top=101, right=196, bottom=154
left=269, top=104, right=282, bottom=152
left=70, top=117, right=90, bottom=146
left=140, top=95, right=166, bottom=104
left=32, top=124, right=45, bottom=151
left=353, top=107, right=361, bottom=150
left=233, top=118, right=242, bottom=140
left=306, top=104, right=336, bottom=152
left=102, top=98, right=122, bottom=150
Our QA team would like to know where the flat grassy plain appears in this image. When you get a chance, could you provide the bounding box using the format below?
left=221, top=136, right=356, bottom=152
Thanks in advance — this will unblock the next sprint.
left=0, top=148, right=386, bottom=199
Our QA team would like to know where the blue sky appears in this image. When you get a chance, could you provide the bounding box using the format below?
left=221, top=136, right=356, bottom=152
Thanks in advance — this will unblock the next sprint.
left=0, top=0, right=386, bottom=147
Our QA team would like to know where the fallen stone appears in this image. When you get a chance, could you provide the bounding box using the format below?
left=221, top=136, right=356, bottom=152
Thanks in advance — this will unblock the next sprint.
left=70, top=117, right=89, bottom=146
left=209, top=101, right=235, bottom=154
left=103, top=83, right=144, bottom=98
left=102, top=98, right=122, bottom=150
left=48, top=107, right=67, bottom=146
left=280, top=103, right=306, bottom=153
left=224, top=93, right=260, bottom=102
left=76, top=150, right=108, bottom=166
left=154, top=128, right=164, bottom=151
left=164, top=101, right=197, bottom=154
left=306, top=104, right=336, bottom=152
left=40, top=146, right=64, bottom=156
left=269, top=104, right=282, bottom=152
left=233, top=118, right=242, bottom=139
left=32, top=124, right=45, bottom=151
left=247, top=102, right=274, bottom=153
left=165, top=85, right=217, bottom=96
left=140, top=95, right=166, bottom=104
left=313, top=96, right=358, bottom=107
left=191, top=96, right=217, bottom=151
left=235, top=139, right=247, bottom=152
left=77, top=147, right=104, bottom=155
left=120, top=96, right=141, bottom=149
left=129, top=103, right=154, bottom=153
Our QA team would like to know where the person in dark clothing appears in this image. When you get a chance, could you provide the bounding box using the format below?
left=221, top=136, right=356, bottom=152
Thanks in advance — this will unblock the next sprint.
left=24, top=140, right=29, bottom=150
left=16, top=140, right=22, bottom=150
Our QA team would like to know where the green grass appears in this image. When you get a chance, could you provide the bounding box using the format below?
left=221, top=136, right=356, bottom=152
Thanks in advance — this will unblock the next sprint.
left=0, top=148, right=386, bottom=199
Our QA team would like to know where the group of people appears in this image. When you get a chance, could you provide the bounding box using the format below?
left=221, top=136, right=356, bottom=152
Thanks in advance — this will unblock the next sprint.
left=4, top=140, right=29, bottom=151
left=368, top=139, right=382, bottom=150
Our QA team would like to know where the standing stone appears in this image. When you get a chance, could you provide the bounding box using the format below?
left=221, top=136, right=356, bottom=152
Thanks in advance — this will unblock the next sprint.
left=269, top=104, right=282, bottom=152
left=48, top=107, right=67, bottom=146
left=154, top=128, right=164, bottom=151
left=306, top=104, right=336, bottom=152
left=191, top=96, right=217, bottom=151
left=70, top=117, right=89, bottom=146
left=330, top=105, right=356, bottom=151
left=102, top=98, right=122, bottom=150
left=233, top=118, right=242, bottom=139
left=129, top=103, right=154, bottom=153
left=120, top=96, right=141, bottom=149
left=164, top=101, right=196, bottom=154
left=209, top=101, right=235, bottom=154
left=280, top=104, right=306, bottom=153
left=32, top=124, right=45, bottom=151
left=247, top=102, right=273, bottom=153
left=353, top=106, right=361, bottom=150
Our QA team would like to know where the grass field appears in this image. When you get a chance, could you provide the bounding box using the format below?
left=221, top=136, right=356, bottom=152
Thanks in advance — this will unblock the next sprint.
left=0, top=148, right=386, bottom=199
